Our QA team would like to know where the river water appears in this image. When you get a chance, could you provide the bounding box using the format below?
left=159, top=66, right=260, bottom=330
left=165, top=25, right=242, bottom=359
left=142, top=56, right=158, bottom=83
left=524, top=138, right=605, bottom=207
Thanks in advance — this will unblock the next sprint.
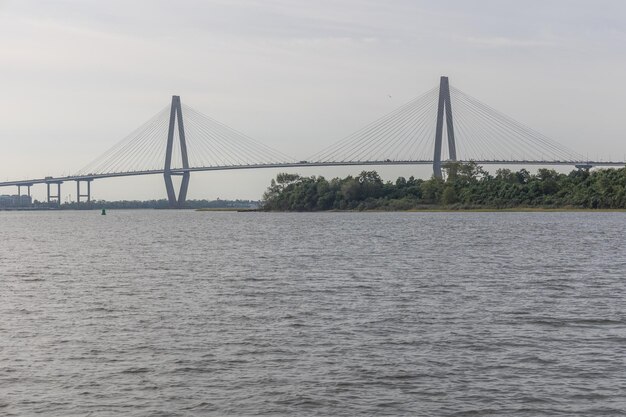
left=1, top=210, right=625, bottom=416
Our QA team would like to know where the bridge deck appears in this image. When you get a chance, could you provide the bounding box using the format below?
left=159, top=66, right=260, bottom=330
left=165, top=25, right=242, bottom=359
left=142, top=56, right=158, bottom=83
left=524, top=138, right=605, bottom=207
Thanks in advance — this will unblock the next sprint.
left=1, top=160, right=623, bottom=187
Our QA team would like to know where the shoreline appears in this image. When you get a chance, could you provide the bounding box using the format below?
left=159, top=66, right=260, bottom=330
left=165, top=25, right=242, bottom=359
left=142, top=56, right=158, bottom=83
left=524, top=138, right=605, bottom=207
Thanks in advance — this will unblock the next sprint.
left=200, top=207, right=626, bottom=213
left=4, top=207, right=624, bottom=213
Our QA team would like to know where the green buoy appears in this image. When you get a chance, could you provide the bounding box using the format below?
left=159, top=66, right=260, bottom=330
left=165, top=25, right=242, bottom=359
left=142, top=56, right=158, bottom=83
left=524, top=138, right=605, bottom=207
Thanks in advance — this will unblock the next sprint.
left=101, top=208, right=106, bottom=215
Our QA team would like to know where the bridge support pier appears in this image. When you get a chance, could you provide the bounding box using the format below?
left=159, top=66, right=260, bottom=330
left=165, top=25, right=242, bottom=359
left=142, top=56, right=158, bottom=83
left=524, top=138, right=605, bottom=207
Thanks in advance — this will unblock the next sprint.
left=15, top=184, right=32, bottom=207
left=433, top=76, right=457, bottom=179
left=46, top=181, right=62, bottom=206
left=163, top=95, right=190, bottom=208
left=76, top=179, right=93, bottom=206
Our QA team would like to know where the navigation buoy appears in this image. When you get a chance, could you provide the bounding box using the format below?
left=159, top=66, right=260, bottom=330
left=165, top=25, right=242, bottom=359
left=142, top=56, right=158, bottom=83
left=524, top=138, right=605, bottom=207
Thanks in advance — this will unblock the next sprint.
left=101, top=208, right=106, bottom=215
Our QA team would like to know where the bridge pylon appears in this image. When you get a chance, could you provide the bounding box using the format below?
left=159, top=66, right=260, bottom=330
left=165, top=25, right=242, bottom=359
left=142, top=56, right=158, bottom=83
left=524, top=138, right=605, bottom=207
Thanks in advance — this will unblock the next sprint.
left=164, top=95, right=190, bottom=208
left=433, top=76, right=457, bottom=179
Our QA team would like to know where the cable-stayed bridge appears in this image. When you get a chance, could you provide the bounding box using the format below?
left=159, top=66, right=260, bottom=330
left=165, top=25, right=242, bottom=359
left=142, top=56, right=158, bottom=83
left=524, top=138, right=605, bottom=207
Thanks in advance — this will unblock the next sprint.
left=1, top=76, right=623, bottom=207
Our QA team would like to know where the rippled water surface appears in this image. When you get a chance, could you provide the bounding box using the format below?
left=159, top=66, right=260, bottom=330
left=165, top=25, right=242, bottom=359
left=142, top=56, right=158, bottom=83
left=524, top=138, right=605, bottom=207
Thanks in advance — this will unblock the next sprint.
left=1, top=210, right=626, bottom=416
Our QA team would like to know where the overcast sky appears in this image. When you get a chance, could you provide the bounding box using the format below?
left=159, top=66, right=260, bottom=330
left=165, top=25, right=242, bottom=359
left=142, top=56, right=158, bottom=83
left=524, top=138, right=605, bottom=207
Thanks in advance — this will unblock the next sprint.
left=1, top=0, right=626, bottom=201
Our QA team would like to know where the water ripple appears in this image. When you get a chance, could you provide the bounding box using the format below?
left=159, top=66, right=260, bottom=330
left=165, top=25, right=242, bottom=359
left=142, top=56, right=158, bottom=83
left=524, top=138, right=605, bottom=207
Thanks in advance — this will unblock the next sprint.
left=1, top=211, right=626, bottom=415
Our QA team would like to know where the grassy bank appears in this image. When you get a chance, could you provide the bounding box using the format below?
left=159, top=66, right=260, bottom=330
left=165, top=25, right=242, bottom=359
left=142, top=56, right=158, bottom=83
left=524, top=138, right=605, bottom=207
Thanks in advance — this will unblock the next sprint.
left=195, top=207, right=259, bottom=212
left=259, top=207, right=626, bottom=213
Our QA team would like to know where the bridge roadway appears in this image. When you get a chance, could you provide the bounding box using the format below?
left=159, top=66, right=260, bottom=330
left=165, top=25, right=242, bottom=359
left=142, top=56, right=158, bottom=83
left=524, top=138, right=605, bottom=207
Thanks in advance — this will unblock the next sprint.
left=0, top=160, right=624, bottom=188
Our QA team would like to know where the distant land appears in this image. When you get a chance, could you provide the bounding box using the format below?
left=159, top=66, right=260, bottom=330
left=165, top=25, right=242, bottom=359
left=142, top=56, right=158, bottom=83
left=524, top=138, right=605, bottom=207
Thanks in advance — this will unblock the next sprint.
left=3, top=163, right=626, bottom=212
left=261, top=163, right=626, bottom=211
left=0, top=198, right=260, bottom=210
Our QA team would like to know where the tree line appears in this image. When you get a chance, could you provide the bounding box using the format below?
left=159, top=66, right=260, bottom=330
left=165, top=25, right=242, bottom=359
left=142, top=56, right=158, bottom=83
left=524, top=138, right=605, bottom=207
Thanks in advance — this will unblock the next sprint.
left=43, top=199, right=260, bottom=210
left=261, top=162, right=626, bottom=211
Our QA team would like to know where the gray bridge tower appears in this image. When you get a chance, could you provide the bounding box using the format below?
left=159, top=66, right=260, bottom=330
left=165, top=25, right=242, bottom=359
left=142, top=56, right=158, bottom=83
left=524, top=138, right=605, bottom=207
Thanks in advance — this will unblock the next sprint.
left=164, top=95, right=190, bottom=208
left=433, top=76, right=457, bottom=179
